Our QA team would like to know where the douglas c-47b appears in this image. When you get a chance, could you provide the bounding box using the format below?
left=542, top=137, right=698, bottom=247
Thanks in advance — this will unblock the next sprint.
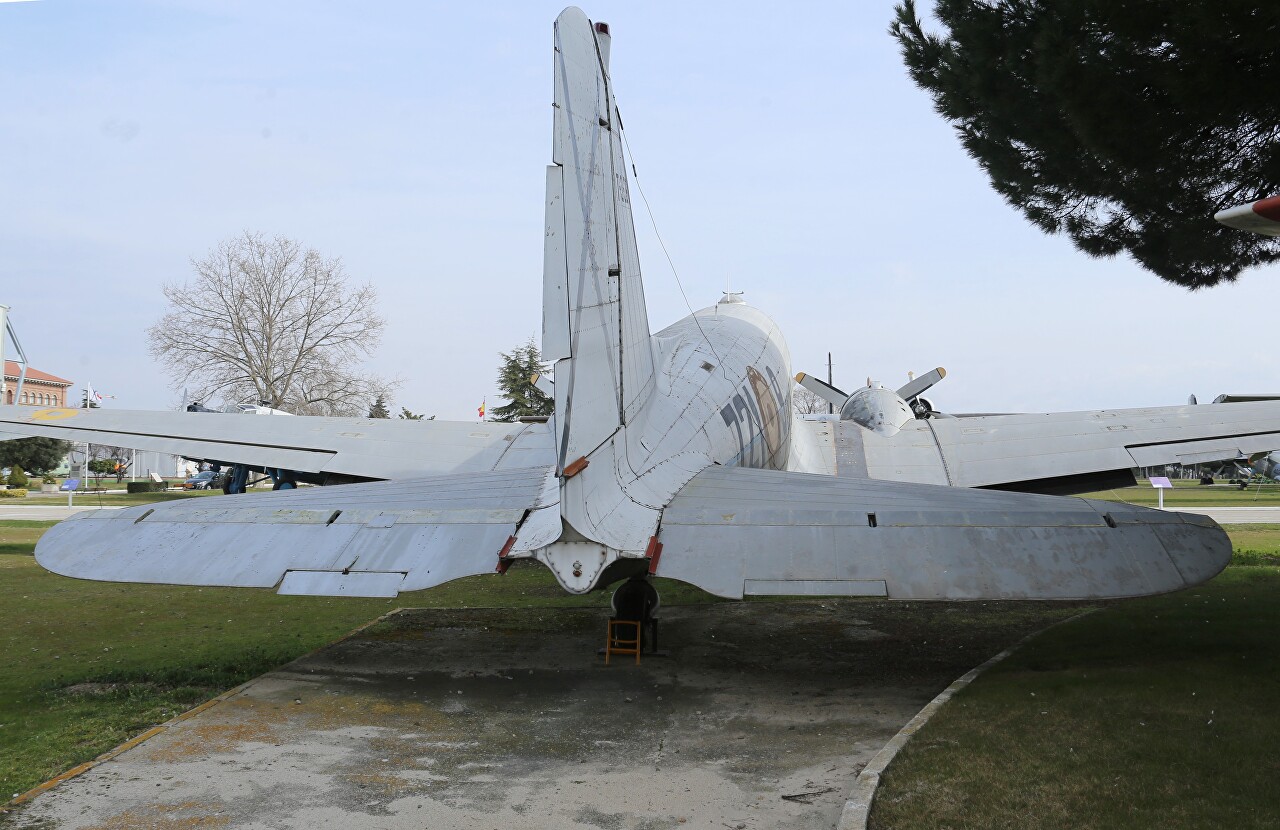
left=4, top=8, right=1280, bottom=609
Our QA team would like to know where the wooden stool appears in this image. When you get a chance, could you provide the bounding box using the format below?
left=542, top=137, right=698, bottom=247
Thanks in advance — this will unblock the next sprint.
left=605, top=619, right=642, bottom=665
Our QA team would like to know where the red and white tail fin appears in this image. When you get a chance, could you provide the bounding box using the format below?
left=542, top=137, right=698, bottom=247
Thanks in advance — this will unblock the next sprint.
left=1215, top=195, right=1280, bottom=237
left=543, top=7, right=655, bottom=475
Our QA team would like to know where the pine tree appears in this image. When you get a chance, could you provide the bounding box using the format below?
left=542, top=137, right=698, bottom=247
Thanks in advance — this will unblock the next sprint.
left=491, top=338, right=553, bottom=423
left=398, top=407, right=429, bottom=421
left=0, top=437, right=71, bottom=474
left=367, top=395, right=390, bottom=419
left=891, top=1, right=1280, bottom=287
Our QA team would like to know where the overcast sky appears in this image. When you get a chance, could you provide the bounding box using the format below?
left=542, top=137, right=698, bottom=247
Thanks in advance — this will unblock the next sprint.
left=2, top=1, right=1276, bottom=421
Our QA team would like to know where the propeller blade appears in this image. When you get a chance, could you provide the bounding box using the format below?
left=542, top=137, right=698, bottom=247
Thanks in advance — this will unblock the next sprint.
left=896, top=367, right=946, bottom=402
left=795, top=372, right=848, bottom=409
left=530, top=372, right=554, bottom=397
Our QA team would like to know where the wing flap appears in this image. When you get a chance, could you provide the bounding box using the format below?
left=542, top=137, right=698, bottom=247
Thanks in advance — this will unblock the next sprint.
left=655, top=467, right=1229, bottom=600
left=35, top=467, right=552, bottom=596
left=1127, top=432, right=1280, bottom=467
left=277, top=571, right=406, bottom=598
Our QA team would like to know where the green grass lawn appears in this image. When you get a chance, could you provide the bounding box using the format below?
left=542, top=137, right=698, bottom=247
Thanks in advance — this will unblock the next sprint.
left=870, top=526, right=1280, bottom=830
left=10, top=489, right=234, bottom=508
left=1077, top=478, right=1280, bottom=507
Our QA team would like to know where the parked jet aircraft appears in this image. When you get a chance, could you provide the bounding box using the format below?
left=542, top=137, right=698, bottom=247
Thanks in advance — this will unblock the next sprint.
left=4, top=8, right=1280, bottom=606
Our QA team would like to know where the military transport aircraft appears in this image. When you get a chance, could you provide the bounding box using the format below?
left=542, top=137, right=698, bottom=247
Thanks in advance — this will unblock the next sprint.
left=3, top=7, right=1280, bottom=607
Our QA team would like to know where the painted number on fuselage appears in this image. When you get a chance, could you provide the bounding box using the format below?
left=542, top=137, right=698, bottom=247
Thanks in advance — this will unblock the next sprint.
left=720, top=365, right=789, bottom=469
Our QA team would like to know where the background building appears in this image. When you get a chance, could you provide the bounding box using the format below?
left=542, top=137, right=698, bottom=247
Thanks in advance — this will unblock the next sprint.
left=3, top=361, right=73, bottom=407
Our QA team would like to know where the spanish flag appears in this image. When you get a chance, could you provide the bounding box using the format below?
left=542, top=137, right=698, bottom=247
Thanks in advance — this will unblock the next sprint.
left=477, top=398, right=486, bottom=419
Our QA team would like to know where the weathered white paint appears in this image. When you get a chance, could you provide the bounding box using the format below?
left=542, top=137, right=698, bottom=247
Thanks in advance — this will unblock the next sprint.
left=8, top=7, right=1280, bottom=601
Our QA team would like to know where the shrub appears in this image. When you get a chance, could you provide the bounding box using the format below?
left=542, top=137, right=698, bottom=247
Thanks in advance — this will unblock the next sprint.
left=42, top=475, right=58, bottom=485
left=0, top=489, right=28, bottom=498
left=6, top=466, right=29, bottom=488
left=126, top=481, right=167, bottom=494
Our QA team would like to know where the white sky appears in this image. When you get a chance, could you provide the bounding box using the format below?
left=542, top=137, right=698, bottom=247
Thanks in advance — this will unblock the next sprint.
left=2, top=1, right=1276, bottom=420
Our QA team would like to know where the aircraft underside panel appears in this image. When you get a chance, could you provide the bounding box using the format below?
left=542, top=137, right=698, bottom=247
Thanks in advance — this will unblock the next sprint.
left=34, top=467, right=553, bottom=597
left=655, top=466, right=1229, bottom=601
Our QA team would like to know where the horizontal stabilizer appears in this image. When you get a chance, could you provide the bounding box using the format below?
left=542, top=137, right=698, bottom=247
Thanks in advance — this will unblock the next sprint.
left=795, top=372, right=847, bottom=408
left=35, top=467, right=553, bottom=596
left=656, top=466, right=1229, bottom=600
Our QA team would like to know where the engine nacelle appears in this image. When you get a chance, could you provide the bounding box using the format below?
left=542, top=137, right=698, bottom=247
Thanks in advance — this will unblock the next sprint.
left=840, top=382, right=913, bottom=437
left=1251, top=451, right=1280, bottom=480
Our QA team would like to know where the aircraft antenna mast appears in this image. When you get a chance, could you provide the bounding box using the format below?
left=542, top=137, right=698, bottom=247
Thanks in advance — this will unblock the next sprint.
left=827, top=352, right=834, bottom=415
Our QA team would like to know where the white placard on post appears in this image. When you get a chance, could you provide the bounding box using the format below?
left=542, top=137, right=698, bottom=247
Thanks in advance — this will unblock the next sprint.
left=1150, top=476, right=1172, bottom=509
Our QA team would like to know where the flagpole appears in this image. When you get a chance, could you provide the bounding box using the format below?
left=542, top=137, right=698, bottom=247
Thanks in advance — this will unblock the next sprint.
left=81, top=384, right=90, bottom=485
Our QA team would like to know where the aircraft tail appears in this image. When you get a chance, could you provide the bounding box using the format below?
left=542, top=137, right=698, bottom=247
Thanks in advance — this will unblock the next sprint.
left=543, top=7, right=655, bottom=473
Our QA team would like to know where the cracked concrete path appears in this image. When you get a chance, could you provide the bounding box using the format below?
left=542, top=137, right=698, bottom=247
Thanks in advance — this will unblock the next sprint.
left=7, top=599, right=1077, bottom=829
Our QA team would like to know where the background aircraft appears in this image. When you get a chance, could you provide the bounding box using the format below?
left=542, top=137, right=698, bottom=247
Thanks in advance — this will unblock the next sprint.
left=3, top=8, right=1280, bottom=608
left=1216, top=195, right=1280, bottom=237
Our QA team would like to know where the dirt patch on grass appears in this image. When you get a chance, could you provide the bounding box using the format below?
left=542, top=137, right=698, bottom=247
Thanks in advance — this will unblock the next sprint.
left=9, top=597, right=1093, bottom=830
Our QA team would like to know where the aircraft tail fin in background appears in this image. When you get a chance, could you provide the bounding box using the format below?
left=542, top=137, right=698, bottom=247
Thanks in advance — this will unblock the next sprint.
left=543, top=7, right=656, bottom=473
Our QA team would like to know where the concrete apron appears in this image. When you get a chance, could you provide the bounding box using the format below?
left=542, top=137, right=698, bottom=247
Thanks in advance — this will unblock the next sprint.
left=8, top=601, right=1026, bottom=830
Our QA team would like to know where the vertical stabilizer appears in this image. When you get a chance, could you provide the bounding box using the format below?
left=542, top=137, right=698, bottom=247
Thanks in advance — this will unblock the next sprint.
left=544, top=7, right=655, bottom=474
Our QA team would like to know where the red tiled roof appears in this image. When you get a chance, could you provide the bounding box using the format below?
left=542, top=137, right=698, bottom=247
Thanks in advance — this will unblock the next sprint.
left=3, top=360, right=74, bottom=386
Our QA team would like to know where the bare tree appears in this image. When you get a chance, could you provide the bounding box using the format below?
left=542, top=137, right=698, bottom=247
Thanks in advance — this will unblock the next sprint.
left=87, top=444, right=132, bottom=483
left=793, top=384, right=830, bottom=416
left=149, top=232, right=393, bottom=416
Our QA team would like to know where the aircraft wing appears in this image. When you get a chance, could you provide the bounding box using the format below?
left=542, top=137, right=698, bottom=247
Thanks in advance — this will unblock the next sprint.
left=34, top=466, right=554, bottom=597
left=0, top=405, right=554, bottom=480
left=1212, top=393, right=1280, bottom=404
left=655, top=466, right=1228, bottom=600
left=796, top=400, right=1280, bottom=494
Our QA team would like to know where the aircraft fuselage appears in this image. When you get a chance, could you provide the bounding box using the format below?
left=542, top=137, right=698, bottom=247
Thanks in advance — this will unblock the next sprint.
left=527, top=299, right=794, bottom=593
left=637, top=300, right=793, bottom=475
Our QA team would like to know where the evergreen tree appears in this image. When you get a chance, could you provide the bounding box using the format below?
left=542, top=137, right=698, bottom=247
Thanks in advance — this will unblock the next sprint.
left=491, top=338, right=553, bottom=423
left=6, top=465, right=29, bottom=489
left=398, top=407, right=430, bottom=421
left=367, top=395, right=390, bottom=419
left=0, top=437, right=71, bottom=474
left=891, top=1, right=1280, bottom=287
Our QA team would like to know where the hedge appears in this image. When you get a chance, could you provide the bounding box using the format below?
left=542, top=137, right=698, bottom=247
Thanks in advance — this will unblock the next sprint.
left=126, top=481, right=168, bottom=494
left=0, top=489, right=29, bottom=498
